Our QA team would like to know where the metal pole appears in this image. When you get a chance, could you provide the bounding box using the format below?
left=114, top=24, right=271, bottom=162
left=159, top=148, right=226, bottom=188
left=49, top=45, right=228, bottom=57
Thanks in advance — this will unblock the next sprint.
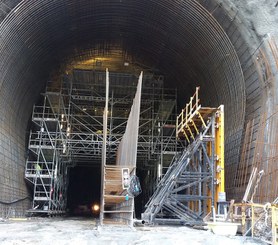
left=100, top=68, right=109, bottom=225
left=211, top=114, right=216, bottom=211
left=108, top=90, right=114, bottom=159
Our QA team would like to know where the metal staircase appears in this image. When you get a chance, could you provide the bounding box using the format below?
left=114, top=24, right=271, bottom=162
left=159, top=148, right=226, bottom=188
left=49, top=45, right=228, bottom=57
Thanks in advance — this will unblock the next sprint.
left=142, top=87, right=225, bottom=225
left=142, top=124, right=214, bottom=225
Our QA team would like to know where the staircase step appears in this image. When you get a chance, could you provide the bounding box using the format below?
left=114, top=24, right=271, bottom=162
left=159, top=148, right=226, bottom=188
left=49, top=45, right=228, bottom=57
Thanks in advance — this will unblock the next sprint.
left=34, top=197, right=50, bottom=201
left=25, top=174, right=52, bottom=178
left=35, top=186, right=51, bottom=189
left=104, top=195, right=131, bottom=204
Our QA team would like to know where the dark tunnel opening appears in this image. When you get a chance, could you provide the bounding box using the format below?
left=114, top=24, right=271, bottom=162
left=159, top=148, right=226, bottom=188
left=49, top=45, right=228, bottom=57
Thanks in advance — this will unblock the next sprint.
left=67, top=166, right=101, bottom=217
left=0, top=0, right=268, bottom=219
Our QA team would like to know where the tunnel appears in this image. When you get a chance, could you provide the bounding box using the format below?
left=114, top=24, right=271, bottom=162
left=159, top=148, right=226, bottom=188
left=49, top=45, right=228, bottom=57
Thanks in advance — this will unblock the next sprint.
left=0, top=0, right=276, bottom=218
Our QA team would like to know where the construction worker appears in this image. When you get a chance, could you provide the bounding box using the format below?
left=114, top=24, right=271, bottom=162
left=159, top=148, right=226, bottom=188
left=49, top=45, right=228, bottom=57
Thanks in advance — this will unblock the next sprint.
left=35, top=163, right=42, bottom=175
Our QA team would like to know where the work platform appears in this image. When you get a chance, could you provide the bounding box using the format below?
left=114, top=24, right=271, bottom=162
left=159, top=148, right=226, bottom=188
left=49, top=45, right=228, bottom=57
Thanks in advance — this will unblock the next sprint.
left=142, top=87, right=225, bottom=225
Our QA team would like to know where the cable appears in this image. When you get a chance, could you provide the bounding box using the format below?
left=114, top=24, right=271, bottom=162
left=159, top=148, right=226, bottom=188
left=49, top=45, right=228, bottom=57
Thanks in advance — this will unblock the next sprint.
left=0, top=196, right=31, bottom=205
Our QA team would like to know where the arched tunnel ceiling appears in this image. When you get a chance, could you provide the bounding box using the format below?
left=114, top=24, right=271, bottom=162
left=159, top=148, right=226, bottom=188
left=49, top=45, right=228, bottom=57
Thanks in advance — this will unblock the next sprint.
left=0, top=0, right=245, bottom=137
left=0, top=0, right=258, bottom=217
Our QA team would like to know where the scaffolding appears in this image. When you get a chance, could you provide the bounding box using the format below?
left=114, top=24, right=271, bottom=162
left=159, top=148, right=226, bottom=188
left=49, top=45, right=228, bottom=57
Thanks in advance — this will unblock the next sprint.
left=25, top=69, right=177, bottom=215
left=25, top=92, right=70, bottom=214
left=68, top=70, right=177, bottom=166
left=142, top=87, right=225, bottom=225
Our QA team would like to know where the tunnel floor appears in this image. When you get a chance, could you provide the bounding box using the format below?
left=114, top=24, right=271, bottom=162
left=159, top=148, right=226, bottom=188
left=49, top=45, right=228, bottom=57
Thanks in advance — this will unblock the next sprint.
left=0, top=217, right=263, bottom=245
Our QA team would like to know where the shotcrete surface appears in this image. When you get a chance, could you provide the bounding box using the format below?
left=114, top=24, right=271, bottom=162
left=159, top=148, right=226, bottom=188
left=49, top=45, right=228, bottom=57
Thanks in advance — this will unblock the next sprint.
left=230, top=0, right=278, bottom=37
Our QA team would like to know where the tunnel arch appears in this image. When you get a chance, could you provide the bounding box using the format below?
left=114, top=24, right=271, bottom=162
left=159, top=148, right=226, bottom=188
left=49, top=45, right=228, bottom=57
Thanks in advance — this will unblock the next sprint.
left=0, top=0, right=263, bottom=216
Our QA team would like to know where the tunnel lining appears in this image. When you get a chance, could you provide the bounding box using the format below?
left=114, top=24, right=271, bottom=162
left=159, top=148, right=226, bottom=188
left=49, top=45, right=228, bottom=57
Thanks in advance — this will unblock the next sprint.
left=0, top=0, right=248, bottom=217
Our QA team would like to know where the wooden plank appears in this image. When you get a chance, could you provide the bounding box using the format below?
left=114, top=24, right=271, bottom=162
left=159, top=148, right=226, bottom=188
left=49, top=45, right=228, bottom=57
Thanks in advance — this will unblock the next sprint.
left=104, top=195, right=126, bottom=204
left=105, top=189, right=123, bottom=195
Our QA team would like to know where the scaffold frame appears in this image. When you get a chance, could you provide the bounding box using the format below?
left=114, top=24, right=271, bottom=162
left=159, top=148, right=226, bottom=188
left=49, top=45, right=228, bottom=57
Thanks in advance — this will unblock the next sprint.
left=142, top=87, right=225, bottom=225
left=25, top=69, right=178, bottom=215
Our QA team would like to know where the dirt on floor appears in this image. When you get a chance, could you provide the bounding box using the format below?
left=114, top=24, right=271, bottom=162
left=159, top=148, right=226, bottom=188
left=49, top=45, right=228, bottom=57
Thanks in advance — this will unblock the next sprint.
left=0, top=217, right=267, bottom=245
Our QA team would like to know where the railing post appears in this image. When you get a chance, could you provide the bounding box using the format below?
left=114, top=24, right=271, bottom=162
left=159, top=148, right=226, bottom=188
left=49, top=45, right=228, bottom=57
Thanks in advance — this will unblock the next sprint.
left=176, top=115, right=179, bottom=138
left=186, top=104, right=188, bottom=122
left=181, top=109, right=184, bottom=127
left=196, top=87, right=199, bottom=108
left=190, top=97, right=192, bottom=115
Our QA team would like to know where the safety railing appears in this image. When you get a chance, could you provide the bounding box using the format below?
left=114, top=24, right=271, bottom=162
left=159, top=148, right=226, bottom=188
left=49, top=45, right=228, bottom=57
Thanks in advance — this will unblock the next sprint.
left=176, top=87, right=200, bottom=139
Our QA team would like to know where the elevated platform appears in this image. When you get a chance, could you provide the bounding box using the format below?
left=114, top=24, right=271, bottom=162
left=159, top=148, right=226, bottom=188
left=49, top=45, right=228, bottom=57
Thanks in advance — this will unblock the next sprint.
left=176, top=88, right=220, bottom=143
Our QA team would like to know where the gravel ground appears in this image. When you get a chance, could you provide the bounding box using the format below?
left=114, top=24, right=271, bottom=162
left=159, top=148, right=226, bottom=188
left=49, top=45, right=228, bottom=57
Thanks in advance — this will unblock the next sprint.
left=0, top=217, right=266, bottom=245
